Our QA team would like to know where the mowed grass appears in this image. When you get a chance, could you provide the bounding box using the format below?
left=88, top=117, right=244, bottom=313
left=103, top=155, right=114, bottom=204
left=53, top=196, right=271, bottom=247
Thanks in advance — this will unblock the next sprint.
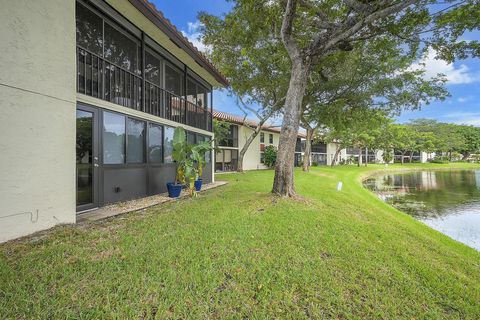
left=1, top=164, right=480, bottom=319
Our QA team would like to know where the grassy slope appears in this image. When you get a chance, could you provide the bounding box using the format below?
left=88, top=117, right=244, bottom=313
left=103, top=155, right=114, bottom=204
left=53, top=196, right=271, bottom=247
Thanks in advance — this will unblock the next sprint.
left=1, top=163, right=480, bottom=319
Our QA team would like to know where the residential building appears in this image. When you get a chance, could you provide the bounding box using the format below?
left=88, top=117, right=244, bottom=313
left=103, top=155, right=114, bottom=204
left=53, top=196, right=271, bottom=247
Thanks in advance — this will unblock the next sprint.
left=214, top=111, right=305, bottom=171
left=0, top=0, right=228, bottom=242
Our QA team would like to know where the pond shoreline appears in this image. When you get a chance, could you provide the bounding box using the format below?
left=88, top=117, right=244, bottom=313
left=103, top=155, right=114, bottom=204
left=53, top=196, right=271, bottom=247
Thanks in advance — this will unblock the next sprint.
left=363, top=166, right=480, bottom=251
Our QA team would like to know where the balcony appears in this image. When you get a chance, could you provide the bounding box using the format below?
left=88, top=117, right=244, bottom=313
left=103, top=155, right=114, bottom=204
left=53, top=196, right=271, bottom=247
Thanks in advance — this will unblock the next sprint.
left=77, top=47, right=212, bottom=132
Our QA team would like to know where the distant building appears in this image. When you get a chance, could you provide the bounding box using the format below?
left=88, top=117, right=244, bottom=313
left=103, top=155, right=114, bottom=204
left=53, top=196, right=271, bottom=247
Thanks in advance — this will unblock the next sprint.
left=214, top=110, right=433, bottom=170
left=213, top=111, right=305, bottom=171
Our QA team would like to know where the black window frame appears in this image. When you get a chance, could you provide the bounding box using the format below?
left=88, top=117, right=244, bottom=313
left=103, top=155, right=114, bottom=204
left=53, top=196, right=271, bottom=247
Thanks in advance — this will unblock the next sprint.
left=260, top=132, right=265, bottom=143
left=269, top=133, right=273, bottom=144
left=148, top=122, right=164, bottom=164
left=219, top=124, right=238, bottom=147
left=126, top=117, right=147, bottom=164
left=75, top=0, right=214, bottom=131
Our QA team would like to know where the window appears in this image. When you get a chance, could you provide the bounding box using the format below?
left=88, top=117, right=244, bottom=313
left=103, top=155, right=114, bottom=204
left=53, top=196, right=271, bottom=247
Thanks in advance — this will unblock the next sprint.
left=260, top=132, right=265, bottom=143
left=187, top=131, right=196, bottom=144
left=186, top=78, right=197, bottom=105
left=164, top=126, right=174, bottom=163
left=197, top=86, right=207, bottom=109
left=145, top=50, right=161, bottom=85
left=148, top=123, right=163, bottom=163
left=311, top=142, right=327, bottom=153
left=199, top=135, right=212, bottom=163
left=269, top=134, right=273, bottom=144
left=126, top=118, right=146, bottom=163
left=186, top=77, right=209, bottom=109
left=76, top=3, right=103, bottom=56
left=205, top=138, right=211, bottom=163
left=260, top=152, right=265, bottom=164
left=219, top=125, right=238, bottom=147
left=104, top=23, right=141, bottom=74
left=103, top=112, right=125, bottom=164
left=75, top=3, right=213, bottom=132
left=165, top=64, right=183, bottom=97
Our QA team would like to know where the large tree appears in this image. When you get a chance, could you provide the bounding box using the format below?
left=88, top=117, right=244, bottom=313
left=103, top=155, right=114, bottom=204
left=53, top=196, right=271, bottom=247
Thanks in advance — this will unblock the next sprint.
left=201, top=8, right=289, bottom=172
left=201, top=0, right=477, bottom=196
left=273, top=0, right=426, bottom=196
left=300, top=37, right=447, bottom=170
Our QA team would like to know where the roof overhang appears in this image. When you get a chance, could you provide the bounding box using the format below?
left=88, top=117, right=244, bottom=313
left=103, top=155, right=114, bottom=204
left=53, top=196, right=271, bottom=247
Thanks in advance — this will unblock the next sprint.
left=127, top=0, right=229, bottom=87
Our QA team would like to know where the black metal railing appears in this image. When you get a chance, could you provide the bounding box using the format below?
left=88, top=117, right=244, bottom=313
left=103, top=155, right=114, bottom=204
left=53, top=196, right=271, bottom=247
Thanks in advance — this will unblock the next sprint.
left=218, top=138, right=238, bottom=148
left=77, top=46, right=212, bottom=131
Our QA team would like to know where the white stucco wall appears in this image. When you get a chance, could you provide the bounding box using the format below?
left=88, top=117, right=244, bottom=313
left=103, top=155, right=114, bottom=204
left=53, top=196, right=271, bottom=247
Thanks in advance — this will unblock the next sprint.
left=239, top=126, right=281, bottom=171
left=421, top=151, right=436, bottom=163
left=0, top=0, right=77, bottom=242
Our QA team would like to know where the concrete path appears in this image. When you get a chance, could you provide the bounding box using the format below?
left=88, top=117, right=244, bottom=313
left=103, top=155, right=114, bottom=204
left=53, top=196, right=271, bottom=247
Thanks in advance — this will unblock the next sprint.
left=77, top=181, right=228, bottom=222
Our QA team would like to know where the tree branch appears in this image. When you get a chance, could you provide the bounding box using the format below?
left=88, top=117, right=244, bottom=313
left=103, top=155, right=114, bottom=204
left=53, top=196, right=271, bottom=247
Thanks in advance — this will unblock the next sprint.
left=281, top=0, right=301, bottom=59
left=312, top=0, right=417, bottom=56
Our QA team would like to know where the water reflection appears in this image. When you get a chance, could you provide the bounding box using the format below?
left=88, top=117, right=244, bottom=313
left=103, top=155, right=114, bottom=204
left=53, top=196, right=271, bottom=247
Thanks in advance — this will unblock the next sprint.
left=364, top=170, right=480, bottom=250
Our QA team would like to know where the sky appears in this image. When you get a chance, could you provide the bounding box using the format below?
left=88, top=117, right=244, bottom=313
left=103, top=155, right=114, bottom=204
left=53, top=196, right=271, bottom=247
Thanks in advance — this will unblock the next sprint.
left=151, top=0, right=480, bottom=126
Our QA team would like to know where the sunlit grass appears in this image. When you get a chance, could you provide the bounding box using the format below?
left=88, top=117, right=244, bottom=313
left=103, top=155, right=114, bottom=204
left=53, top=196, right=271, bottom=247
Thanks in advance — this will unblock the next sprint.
left=1, top=163, right=479, bottom=318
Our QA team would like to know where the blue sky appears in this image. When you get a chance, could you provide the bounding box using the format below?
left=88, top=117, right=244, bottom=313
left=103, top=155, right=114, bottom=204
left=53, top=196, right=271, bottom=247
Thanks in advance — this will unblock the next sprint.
left=151, top=0, right=480, bottom=126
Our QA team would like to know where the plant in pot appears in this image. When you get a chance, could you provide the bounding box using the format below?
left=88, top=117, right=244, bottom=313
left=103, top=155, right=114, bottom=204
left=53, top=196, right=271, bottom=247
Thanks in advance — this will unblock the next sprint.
left=191, top=139, right=213, bottom=192
left=167, top=127, right=213, bottom=198
left=167, top=127, right=189, bottom=198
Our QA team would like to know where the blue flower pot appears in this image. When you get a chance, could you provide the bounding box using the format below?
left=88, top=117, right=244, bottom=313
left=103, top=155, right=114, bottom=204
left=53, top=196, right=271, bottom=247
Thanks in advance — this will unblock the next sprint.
left=166, top=182, right=182, bottom=198
left=194, top=179, right=203, bottom=191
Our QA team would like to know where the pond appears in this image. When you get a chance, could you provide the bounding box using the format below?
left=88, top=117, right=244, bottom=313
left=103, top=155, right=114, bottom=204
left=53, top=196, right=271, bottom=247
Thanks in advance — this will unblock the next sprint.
left=364, top=169, right=480, bottom=251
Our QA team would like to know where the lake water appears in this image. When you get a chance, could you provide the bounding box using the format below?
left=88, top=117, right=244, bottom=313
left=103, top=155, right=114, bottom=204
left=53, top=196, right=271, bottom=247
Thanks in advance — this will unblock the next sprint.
left=364, top=170, right=480, bottom=251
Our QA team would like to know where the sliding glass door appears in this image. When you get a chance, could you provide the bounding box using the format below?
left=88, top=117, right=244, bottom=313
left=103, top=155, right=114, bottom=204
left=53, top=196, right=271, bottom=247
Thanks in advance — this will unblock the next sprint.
left=76, top=105, right=99, bottom=212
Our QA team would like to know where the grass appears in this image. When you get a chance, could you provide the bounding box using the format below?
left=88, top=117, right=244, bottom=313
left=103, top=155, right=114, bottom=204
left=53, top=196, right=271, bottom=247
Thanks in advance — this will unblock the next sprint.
left=1, top=163, right=480, bottom=319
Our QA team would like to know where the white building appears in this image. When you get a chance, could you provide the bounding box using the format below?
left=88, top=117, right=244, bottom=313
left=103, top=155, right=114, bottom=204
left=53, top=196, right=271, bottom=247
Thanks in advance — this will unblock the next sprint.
left=213, top=111, right=433, bottom=170
left=0, top=0, right=228, bottom=242
left=213, top=111, right=305, bottom=171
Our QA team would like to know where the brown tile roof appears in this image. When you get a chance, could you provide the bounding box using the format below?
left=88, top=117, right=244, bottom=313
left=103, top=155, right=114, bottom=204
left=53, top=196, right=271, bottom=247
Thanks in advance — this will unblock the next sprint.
left=129, top=0, right=229, bottom=87
left=213, top=110, right=306, bottom=138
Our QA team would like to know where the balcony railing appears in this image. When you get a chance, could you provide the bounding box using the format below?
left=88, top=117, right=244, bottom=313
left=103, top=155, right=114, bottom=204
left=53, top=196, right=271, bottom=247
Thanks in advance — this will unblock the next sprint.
left=77, top=47, right=212, bottom=131
left=218, top=138, right=238, bottom=148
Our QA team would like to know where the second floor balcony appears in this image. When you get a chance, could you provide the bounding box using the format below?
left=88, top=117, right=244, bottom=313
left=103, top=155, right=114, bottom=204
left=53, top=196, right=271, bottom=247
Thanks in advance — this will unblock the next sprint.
left=76, top=1, right=214, bottom=132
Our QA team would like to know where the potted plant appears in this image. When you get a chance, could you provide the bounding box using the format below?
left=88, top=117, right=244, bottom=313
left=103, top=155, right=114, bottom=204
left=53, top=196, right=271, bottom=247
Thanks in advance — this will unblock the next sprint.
left=191, top=140, right=213, bottom=192
left=167, top=127, right=188, bottom=198
left=167, top=127, right=213, bottom=198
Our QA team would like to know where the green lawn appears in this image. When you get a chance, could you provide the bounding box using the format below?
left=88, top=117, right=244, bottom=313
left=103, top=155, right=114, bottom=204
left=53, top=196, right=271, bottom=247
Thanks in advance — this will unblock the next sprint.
left=1, top=163, right=480, bottom=319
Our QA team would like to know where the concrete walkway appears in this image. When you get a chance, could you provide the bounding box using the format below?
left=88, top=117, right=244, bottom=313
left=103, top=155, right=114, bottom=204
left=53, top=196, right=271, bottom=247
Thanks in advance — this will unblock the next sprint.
left=77, top=181, right=228, bottom=223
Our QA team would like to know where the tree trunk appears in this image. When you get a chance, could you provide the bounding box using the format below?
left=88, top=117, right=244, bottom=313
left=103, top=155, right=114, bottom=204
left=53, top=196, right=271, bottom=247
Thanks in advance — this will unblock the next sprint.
left=364, top=148, right=368, bottom=167
left=237, top=155, right=244, bottom=173
left=462, top=152, right=470, bottom=161
left=302, top=127, right=313, bottom=172
left=236, top=113, right=274, bottom=172
left=357, top=148, right=362, bottom=167
left=401, top=152, right=405, bottom=165
left=273, top=60, right=310, bottom=196
left=409, top=151, right=413, bottom=163
left=237, top=127, right=260, bottom=173
left=331, top=145, right=342, bottom=166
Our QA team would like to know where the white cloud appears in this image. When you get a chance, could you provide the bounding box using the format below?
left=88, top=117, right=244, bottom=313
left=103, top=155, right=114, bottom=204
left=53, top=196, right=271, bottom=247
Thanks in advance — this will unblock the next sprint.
left=181, top=21, right=210, bottom=53
left=457, top=96, right=473, bottom=103
left=443, top=111, right=480, bottom=126
left=458, top=118, right=480, bottom=126
left=410, top=48, right=480, bottom=85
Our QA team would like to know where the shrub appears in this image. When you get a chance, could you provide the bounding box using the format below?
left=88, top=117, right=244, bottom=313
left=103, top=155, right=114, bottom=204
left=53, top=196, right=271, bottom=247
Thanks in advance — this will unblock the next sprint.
left=382, top=150, right=393, bottom=163
left=430, top=155, right=450, bottom=164
left=264, top=145, right=277, bottom=167
left=312, top=162, right=318, bottom=167
left=470, top=154, right=480, bottom=163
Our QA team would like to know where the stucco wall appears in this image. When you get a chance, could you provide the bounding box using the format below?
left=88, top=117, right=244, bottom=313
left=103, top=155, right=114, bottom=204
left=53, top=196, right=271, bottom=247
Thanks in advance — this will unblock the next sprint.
left=0, top=0, right=76, bottom=242
left=239, top=126, right=280, bottom=171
